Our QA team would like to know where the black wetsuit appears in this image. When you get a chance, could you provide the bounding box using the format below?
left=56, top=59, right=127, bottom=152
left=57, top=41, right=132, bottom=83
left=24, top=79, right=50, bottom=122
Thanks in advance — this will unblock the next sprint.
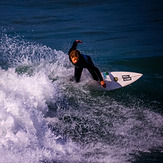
left=68, top=41, right=103, bottom=82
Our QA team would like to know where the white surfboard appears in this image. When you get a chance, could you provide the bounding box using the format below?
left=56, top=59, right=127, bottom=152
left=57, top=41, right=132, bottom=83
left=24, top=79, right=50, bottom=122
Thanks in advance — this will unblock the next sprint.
left=101, top=71, right=143, bottom=91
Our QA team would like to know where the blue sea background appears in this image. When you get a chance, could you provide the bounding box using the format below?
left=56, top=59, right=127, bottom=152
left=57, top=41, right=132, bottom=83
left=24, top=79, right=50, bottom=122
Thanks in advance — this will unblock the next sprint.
left=0, top=0, right=163, bottom=163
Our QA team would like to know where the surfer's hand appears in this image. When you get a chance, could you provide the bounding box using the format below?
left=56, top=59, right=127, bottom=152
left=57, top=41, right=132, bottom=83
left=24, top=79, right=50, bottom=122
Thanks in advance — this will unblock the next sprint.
left=100, top=80, right=106, bottom=88
left=76, top=40, right=82, bottom=43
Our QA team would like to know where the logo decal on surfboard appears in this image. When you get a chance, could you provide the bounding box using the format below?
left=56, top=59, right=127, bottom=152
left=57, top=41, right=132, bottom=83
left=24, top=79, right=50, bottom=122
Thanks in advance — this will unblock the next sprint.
left=122, top=75, right=132, bottom=81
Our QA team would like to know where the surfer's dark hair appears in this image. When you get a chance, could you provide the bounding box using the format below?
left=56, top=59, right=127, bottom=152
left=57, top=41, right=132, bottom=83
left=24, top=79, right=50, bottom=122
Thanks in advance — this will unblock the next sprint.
left=70, top=50, right=80, bottom=59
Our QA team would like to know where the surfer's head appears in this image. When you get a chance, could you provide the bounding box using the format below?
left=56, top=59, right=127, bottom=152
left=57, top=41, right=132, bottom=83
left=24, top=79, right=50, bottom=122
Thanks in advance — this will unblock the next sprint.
left=70, top=50, right=80, bottom=64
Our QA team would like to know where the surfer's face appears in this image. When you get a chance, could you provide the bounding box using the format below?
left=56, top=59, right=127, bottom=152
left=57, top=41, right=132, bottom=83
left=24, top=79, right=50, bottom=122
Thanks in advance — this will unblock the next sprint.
left=71, top=57, right=79, bottom=64
left=70, top=50, right=80, bottom=64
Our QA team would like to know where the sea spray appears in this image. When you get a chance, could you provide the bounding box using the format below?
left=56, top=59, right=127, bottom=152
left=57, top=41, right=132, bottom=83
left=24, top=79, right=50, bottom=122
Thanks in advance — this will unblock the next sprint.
left=0, top=33, right=69, bottom=68
left=0, top=34, right=80, bottom=162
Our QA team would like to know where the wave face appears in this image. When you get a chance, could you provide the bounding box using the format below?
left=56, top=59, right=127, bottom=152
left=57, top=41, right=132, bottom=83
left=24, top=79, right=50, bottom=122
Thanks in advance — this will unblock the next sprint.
left=1, top=0, right=163, bottom=162
left=0, top=34, right=163, bottom=163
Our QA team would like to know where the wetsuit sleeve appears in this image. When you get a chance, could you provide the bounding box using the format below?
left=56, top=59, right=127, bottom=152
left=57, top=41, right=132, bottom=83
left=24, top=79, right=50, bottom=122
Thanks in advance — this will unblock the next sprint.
left=68, top=41, right=77, bottom=55
left=74, top=67, right=83, bottom=82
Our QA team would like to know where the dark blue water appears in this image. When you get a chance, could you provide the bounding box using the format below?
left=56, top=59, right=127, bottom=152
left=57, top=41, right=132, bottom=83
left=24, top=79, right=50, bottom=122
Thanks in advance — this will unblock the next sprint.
left=0, top=0, right=163, bottom=163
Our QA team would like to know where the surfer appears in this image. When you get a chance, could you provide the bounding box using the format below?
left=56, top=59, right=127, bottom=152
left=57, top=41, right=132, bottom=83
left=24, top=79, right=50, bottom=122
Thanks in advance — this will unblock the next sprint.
left=68, top=40, right=106, bottom=88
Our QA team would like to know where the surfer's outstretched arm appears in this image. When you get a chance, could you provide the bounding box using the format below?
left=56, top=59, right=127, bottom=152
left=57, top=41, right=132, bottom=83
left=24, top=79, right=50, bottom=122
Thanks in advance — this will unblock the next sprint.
left=74, top=67, right=83, bottom=82
left=68, top=40, right=82, bottom=55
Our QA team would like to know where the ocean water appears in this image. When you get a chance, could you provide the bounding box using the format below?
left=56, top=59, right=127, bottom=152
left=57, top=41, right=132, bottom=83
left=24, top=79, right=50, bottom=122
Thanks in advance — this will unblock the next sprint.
left=0, top=0, right=163, bottom=163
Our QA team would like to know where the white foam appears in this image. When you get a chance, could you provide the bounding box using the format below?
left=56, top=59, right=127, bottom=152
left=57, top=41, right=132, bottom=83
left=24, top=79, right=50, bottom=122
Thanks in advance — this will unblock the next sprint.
left=0, top=67, right=80, bottom=163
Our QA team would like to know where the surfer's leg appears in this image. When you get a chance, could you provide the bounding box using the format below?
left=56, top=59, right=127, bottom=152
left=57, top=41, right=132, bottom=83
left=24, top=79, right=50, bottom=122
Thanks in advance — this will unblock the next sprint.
left=74, top=67, right=83, bottom=82
left=85, top=56, right=99, bottom=81
left=87, top=68, right=99, bottom=81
